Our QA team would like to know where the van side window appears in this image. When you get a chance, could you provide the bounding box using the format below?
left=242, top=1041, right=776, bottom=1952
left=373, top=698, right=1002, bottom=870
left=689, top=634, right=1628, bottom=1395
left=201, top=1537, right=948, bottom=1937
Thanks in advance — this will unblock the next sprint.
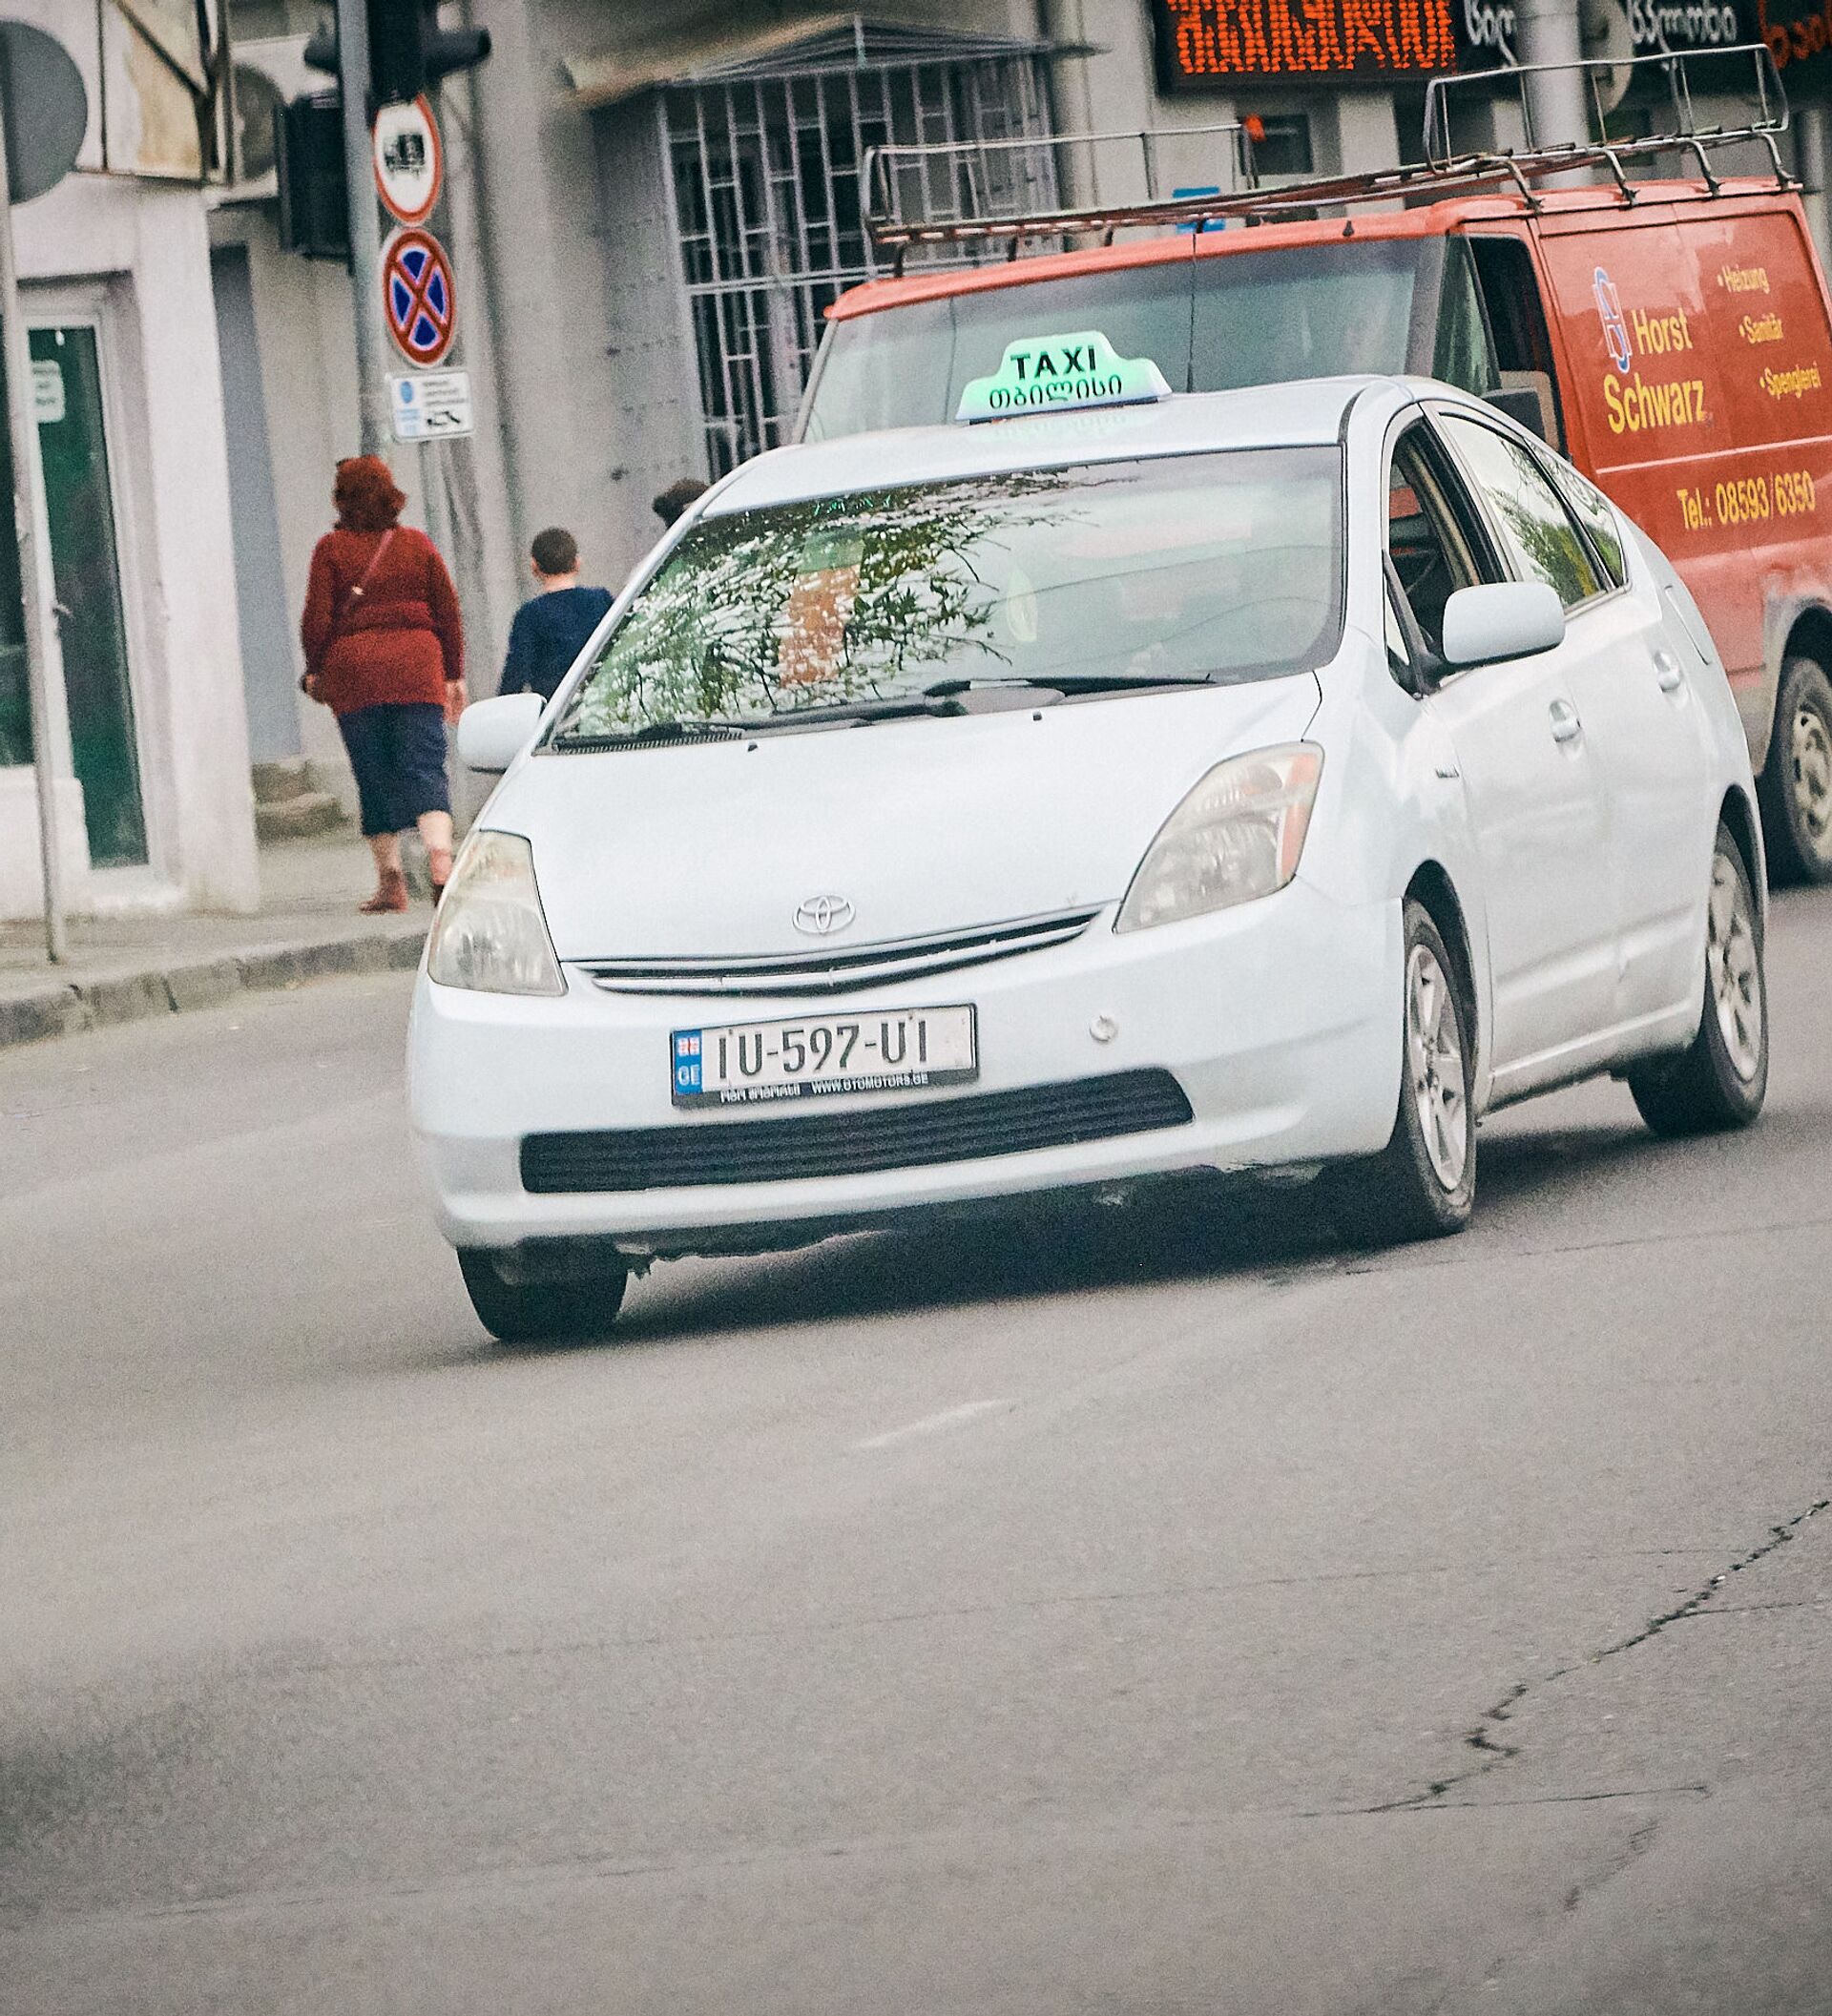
left=1433, top=241, right=1499, bottom=398
left=1436, top=411, right=1602, bottom=610
left=1465, top=237, right=1564, bottom=451
left=1540, top=458, right=1628, bottom=590
left=1386, top=423, right=1499, bottom=659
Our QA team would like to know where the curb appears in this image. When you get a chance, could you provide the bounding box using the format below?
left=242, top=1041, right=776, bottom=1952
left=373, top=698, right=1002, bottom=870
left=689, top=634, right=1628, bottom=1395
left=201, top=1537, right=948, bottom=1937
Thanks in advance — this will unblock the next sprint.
left=0, top=928, right=427, bottom=1051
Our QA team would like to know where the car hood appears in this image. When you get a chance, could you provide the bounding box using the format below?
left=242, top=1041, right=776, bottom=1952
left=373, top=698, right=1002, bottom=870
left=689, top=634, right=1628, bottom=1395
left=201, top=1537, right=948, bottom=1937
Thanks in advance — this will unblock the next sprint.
left=487, top=675, right=1322, bottom=961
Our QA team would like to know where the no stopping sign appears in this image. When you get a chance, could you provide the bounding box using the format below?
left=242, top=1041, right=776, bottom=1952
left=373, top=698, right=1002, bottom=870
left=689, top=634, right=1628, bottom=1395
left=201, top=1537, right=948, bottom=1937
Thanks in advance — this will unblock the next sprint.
left=381, top=226, right=456, bottom=367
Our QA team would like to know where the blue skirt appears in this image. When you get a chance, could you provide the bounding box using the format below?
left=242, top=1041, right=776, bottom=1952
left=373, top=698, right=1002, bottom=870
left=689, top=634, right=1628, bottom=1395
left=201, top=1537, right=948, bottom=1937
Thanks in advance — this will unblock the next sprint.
left=337, top=702, right=450, bottom=837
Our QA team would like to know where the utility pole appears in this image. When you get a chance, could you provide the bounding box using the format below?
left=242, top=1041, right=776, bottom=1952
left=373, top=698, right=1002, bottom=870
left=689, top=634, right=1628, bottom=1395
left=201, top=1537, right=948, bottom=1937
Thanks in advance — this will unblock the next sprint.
left=1514, top=0, right=1593, bottom=151
left=334, top=0, right=389, bottom=457
left=0, top=87, right=66, bottom=961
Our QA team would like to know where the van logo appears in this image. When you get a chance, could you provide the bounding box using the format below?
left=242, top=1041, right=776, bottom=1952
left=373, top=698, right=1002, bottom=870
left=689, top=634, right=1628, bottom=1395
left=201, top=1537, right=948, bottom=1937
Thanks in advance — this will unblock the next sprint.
left=1594, top=267, right=1633, bottom=375
left=793, top=894, right=855, bottom=936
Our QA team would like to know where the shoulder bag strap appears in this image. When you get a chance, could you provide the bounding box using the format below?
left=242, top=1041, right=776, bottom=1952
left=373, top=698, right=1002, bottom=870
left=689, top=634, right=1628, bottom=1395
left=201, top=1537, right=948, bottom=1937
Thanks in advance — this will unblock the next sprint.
left=337, top=527, right=397, bottom=632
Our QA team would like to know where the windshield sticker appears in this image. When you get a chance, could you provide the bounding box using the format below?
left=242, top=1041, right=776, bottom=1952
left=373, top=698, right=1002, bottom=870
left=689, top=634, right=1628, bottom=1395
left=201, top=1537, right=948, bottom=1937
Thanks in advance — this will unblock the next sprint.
left=956, top=331, right=1173, bottom=423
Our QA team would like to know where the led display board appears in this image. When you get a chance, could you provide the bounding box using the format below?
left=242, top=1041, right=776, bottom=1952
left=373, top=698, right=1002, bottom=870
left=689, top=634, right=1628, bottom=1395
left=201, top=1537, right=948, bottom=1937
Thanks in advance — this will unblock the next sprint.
left=1756, top=0, right=1832, bottom=90
left=1154, top=0, right=1754, bottom=86
left=1152, top=0, right=1459, bottom=85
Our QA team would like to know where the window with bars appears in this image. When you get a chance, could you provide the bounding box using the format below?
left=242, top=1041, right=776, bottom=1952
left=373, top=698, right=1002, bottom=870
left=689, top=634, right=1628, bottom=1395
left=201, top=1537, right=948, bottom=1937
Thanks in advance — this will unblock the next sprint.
left=658, top=42, right=1055, bottom=478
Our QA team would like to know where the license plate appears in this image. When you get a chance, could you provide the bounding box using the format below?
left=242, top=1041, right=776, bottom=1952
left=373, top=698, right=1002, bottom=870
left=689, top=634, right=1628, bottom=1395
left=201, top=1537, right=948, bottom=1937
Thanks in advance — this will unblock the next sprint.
left=671, top=1005, right=978, bottom=1108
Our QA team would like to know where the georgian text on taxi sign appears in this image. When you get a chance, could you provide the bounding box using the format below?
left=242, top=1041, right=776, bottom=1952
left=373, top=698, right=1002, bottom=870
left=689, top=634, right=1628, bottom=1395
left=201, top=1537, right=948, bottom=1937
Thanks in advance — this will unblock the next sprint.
left=956, top=331, right=1173, bottom=423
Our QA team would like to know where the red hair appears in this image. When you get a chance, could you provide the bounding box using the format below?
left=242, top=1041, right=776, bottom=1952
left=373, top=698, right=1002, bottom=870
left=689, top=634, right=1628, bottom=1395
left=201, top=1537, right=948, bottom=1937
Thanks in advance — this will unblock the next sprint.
left=333, top=455, right=406, bottom=533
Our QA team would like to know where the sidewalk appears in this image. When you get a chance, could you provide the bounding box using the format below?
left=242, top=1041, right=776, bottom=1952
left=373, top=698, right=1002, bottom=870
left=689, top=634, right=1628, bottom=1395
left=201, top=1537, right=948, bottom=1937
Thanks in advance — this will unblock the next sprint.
left=0, top=834, right=430, bottom=1050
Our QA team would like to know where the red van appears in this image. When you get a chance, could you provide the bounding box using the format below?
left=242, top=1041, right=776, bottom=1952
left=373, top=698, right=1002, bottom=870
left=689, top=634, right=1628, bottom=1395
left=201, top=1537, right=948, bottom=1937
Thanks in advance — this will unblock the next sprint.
left=798, top=76, right=1832, bottom=882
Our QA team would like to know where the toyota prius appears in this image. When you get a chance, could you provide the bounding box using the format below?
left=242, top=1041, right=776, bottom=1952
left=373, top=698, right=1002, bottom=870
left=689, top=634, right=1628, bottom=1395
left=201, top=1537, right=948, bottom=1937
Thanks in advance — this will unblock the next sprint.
left=410, top=361, right=1766, bottom=1341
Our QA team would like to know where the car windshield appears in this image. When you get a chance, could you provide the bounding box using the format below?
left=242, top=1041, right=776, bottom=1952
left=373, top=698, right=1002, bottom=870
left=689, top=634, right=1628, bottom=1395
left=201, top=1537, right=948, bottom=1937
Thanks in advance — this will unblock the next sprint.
left=550, top=447, right=1343, bottom=743
left=802, top=240, right=1422, bottom=440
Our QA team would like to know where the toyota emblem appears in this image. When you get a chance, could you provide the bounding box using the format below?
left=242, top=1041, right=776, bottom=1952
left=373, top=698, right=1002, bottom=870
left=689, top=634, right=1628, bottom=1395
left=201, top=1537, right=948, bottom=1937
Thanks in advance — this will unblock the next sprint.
left=793, top=894, right=855, bottom=936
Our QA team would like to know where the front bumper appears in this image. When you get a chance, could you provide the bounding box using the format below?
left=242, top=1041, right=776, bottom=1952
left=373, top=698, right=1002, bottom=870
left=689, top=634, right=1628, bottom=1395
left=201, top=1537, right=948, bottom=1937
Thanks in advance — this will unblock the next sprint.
left=407, top=881, right=1402, bottom=1256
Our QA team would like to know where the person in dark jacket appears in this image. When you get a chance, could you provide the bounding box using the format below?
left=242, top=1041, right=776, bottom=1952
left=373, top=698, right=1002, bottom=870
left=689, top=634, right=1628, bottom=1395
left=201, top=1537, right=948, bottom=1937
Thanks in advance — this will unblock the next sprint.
left=301, top=456, right=464, bottom=912
left=497, top=527, right=613, bottom=703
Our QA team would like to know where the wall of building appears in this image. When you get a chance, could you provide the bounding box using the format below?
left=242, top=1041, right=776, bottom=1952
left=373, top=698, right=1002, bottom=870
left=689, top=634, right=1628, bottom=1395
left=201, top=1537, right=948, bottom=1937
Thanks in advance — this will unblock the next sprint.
left=4, top=171, right=258, bottom=918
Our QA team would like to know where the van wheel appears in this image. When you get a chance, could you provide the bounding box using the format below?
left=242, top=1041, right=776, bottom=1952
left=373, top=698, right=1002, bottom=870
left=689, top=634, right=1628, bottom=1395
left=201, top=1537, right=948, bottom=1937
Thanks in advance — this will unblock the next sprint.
left=1759, top=655, right=1832, bottom=883
left=457, top=1249, right=628, bottom=1344
left=1627, top=821, right=1767, bottom=1137
left=1323, top=901, right=1476, bottom=1245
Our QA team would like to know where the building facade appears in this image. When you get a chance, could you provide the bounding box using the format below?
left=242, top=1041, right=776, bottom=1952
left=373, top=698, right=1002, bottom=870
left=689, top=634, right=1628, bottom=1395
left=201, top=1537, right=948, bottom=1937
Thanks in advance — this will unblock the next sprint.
left=211, top=0, right=1832, bottom=832
left=0, top=0, right=256, bottom=922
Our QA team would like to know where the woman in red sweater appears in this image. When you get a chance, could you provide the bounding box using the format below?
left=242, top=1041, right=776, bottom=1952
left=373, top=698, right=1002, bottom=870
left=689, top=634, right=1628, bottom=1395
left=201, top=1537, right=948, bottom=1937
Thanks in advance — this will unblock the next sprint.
left=301, top=457, right=465, bottom=911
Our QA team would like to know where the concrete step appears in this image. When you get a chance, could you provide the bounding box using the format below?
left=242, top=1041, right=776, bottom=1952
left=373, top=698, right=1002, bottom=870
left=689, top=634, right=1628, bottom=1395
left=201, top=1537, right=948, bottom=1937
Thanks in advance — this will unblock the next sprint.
left=253, top=759, right=315, bottom=806
left=256, top=790, right=346, bottom=843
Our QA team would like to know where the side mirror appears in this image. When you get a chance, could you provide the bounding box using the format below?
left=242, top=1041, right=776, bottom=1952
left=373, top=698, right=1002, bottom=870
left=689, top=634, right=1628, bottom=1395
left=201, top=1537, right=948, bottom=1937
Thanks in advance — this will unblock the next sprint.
left=1481, top=385, right=1550, bottom=442
left=456, top=693, right=546, bottom=774
left=1440, top=581, right=1565, bottom=670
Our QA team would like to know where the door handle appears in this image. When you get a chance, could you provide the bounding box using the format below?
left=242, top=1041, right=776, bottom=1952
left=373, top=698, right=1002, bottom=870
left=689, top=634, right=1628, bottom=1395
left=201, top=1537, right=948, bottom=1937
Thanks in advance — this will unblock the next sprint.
left=1549, top=698, right=1583, bottom=744
left=1655, top=650, right=1685, bottom=694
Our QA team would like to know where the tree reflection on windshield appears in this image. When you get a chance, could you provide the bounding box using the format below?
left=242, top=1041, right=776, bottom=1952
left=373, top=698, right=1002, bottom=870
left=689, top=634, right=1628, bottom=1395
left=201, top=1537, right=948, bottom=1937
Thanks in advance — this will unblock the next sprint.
left=555, top=450, right=1343, bottom=740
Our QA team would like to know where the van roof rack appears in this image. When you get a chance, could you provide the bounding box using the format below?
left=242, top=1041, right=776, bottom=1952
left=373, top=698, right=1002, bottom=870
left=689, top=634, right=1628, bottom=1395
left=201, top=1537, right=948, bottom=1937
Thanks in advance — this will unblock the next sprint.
left=864, top=45, right=1792, bottom=263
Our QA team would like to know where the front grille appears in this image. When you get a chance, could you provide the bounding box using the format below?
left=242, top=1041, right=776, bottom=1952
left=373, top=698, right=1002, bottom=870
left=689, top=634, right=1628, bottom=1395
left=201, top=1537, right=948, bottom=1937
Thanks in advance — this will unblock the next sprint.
left=578, top=908, right=1100, bottom=999
left=521, top=1069, right=1194, bottom=1193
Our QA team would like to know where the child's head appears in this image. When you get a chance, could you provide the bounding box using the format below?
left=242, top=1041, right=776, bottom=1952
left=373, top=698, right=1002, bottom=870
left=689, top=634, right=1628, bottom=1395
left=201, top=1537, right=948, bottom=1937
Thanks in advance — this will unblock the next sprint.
left=531, top=526, right=579, bottom=582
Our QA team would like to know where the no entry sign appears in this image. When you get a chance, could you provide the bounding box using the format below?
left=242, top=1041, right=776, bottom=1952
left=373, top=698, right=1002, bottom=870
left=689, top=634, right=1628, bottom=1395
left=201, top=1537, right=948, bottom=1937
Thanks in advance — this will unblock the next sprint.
left=373, top=96, right=442, bottom=227
left=381, top=226, right=456, bottom=367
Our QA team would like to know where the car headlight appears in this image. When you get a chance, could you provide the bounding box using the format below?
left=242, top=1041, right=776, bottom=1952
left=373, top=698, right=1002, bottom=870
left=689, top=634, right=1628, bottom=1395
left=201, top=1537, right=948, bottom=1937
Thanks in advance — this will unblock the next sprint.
left=1115, top=742, right=1323, bottom=933
left=425, top=830, right=565, bottom=995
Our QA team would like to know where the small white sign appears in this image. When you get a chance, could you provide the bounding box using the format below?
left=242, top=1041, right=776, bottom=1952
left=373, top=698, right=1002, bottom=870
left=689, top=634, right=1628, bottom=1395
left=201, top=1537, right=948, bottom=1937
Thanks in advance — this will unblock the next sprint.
left=388, top=368, right=473, bottom=442
left=31, top=358, right=63, bottom=426
left=372, top=95, right=443, bottom=226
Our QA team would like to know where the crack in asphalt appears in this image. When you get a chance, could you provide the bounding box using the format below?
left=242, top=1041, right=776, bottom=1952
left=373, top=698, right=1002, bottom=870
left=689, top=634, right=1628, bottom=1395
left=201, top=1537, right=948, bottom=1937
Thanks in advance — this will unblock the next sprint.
left=1561, top=1817, right=1659, bottom=1916
left=1335, top=1208, right=1832, bottom=1278
left=1370, top=1497, right=1830, bottom=1815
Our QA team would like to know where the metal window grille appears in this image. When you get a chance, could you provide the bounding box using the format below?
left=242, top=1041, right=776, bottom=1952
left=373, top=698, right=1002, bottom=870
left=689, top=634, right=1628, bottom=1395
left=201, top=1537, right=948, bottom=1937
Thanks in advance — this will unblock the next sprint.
left=658, top=46, right=1056, bottom=478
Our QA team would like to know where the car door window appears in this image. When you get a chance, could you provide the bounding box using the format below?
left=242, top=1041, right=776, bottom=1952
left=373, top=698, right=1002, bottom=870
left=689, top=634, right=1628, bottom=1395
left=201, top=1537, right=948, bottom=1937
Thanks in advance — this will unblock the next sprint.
left=1385, top=422, right=1499, bottom=659
left=1435, top=411, right=1603, bottom=610
left=1384, top=581, right=1414, bottom=685
left=1539, top=456, right=1627, bottom=590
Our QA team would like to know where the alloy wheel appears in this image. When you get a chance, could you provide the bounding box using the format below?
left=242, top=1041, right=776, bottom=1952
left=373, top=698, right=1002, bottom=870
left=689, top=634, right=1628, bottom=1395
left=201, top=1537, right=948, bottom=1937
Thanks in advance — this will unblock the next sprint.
left=1790, top=701, right=1832, bottom=853
left=1406, top=943, right=1468, bottom=1192
left=1708, top=848, right=1763, bottom=1084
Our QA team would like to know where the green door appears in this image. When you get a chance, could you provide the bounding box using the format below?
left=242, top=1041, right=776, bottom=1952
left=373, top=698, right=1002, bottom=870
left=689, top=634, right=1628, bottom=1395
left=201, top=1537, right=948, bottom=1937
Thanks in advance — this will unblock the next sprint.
left=31, top=324, right=146, bottom=866
left=0, top=367, right=29, bottom=771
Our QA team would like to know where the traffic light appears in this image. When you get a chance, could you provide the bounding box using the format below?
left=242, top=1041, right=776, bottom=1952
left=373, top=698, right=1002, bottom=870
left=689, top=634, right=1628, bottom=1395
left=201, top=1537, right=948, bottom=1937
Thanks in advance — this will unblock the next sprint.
left=276, top=92, right=348, bottom=260
left=302, top=2, right=490, bottom=108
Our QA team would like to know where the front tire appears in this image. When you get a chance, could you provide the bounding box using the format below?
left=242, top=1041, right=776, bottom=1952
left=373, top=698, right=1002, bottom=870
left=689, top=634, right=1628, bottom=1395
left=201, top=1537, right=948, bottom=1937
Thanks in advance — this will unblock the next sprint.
left=1326, top=901, right=1476, bottom=1245
left=457, top=1249, right=628, bottom=1344
left=1627, top=821, right=1767, bottom=1137
left=1758, top=655, right=1832, bottom=884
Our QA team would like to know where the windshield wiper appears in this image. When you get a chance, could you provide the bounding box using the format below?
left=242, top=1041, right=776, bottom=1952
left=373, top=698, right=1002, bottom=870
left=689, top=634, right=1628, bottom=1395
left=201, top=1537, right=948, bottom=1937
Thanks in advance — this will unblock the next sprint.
left=743, top=675, right=1217, bottom=734
left=552, top=718, right=749, bottom=750
left=926, top=675, right=1215, bottom=697
left=555, top=675, right=1220, bottom=747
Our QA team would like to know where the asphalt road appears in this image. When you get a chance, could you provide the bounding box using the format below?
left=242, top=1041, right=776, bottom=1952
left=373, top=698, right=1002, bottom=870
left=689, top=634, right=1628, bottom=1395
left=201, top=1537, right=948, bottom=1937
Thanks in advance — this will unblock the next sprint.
left=5, top=898, right=1832, bottom=2015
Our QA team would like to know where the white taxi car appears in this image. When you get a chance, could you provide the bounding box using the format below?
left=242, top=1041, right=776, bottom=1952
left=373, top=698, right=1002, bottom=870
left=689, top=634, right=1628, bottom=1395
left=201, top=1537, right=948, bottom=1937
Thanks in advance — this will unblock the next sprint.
left=411, top=356, right=1767, bottom=1341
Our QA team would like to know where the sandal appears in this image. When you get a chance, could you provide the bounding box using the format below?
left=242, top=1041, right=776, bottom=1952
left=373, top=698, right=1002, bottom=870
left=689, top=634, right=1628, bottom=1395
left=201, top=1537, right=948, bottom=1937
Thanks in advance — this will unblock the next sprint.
left=360, top=869, right=409, bottom=914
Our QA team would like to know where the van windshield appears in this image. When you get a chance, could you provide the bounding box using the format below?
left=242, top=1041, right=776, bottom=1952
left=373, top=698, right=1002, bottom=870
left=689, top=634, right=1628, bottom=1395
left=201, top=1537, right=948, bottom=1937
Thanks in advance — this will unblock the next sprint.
left=552, top=447, right=1343, bottom=744
left=803, top=239, right=1423, bottom=440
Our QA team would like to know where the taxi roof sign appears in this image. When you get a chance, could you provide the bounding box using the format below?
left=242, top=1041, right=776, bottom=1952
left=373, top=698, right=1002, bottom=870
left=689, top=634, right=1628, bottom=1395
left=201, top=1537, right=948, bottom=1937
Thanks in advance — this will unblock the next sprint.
left=956, top=331, right=1173, bottom=424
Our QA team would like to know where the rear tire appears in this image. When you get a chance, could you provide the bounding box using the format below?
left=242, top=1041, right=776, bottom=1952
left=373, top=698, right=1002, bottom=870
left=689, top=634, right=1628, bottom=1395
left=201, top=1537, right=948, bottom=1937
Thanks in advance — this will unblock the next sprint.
left=1627, top=821, right=1767, bottom=1137
left=1757, top=655, right=1832, bottom=884
left=1325, top=900, right=1476, bottom=1245
left=457, top=1249, right=628, bottom=1344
